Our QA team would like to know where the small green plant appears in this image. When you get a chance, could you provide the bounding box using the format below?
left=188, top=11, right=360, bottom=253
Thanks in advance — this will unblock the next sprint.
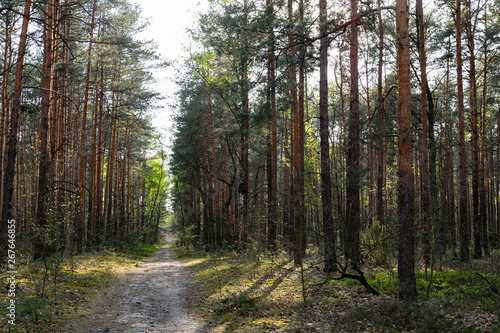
left=178, top=224, right=198, bottom=247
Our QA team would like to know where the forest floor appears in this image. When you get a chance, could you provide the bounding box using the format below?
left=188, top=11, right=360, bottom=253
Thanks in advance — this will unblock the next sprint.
left=173, top=243, right=500, bottom=332
left=0, top=232, right=206, bottom=332
left=2, top=235, right=500, bottom=332
left=64, top=233, right=205, bottom=332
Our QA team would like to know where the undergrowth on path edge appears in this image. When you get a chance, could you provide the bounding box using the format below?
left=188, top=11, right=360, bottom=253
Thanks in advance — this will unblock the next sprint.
left=0, top=243, right=161, bottom=333
left=174, top=244, right=500, bottom=333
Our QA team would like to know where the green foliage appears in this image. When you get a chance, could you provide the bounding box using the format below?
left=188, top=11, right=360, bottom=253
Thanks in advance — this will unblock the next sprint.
left=178, top=224, right=198, bottom=247
left=174, top=244, right=499, bottom=332
left=0, top=248, right=156, bottom=332
left=361, top=221, right=397, bottom=266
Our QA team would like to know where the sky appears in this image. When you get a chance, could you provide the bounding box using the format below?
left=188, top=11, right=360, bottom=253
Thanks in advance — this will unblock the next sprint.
left=133, top=0, right=209, bottom=146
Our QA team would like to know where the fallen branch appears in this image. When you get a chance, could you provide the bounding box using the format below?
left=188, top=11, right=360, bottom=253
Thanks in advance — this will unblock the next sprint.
left=317, top=265, right=380, bottom=296
left=334, top=266, right=380, bottom=296
left=475, top=272, right=500, bottom=296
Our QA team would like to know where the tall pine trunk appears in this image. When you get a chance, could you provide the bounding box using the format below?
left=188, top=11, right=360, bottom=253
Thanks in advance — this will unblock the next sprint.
left=376, top=0, right=385, bottom=227
left=416, top=0, right=432, bottom=270
left=396, top=0, right=416, bottom=301
left=456, top=0, right=470, bottom=262
left=76, top=0, right=97, bottom=253
left=34, top=0, right=56, bottom=260
left=347, top=0, right=360, bottom=266
left=266, top=0, right=277, bottom=251
left=319, top=0, right=336, bottom=272
left=1, top=0, right=31, bottom=259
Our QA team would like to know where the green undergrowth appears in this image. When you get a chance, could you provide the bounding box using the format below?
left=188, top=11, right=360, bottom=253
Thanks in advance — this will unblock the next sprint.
left=174, top=245, right=500, bottom=332
left=0, top=243, right=159, bottom=332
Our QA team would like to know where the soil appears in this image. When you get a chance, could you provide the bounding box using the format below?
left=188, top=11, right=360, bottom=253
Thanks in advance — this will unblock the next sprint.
left=66, top=235, right=206, bottom=333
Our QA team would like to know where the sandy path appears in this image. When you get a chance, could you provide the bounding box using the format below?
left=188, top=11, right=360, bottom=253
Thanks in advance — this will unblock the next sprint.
left=68, top=236, right=205, bottom=333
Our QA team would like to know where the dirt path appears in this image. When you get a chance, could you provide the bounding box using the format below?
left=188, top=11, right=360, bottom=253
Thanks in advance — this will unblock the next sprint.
left=67, top=235, right=205, bottom=333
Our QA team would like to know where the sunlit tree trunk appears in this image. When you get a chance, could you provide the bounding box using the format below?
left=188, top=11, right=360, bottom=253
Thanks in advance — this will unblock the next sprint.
left=266, top=0, right=277, bottom=251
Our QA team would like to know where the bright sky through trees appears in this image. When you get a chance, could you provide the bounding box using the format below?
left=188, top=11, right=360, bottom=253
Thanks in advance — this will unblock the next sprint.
left=134, top=0, right=209, bottom=143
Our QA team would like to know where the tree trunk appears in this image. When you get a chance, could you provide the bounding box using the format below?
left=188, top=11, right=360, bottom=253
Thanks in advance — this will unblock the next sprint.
left=319, top=0, right=336, bottom=272
left=376, top=0, right=385, bottom=227
left=266, top=0, right=277, bottom=251
left=396, top=0, right=416, bottom=301
left=480, top=10, right=489, bottom=255
left=465, top=0, right=481, bottom=259
left=456, top=0, right=470, bottom=262
left=76, top=0, right=98, bottom=253
left=347, top=0, right=360, bottom=266
left=34, top=0, right=56, bottom=260
left=1, top=0, right=31, bottom=259
left=416, top=0, right=432, bottom=269
left=444, top=56, right=456, bottom=249
left=0, top=5, right=13, bottom=218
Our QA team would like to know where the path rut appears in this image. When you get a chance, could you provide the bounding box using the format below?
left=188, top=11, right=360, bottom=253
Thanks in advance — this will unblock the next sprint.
left=68, top=236, right=204, bottom=333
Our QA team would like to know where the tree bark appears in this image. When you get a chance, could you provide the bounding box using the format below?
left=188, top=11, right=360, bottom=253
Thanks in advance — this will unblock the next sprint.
left=376, top=0, right=385, bottom=227
left=76, top=0, right=98, bottom=253
left=396, top=0, right=416, bottom=301
left=266, top=0, right=277, bottom=251
left=319, top=0, right=336, bottom=272
left=1, top=0, right=31, bottom=260
left=456, top=0, right=470, bottom=262
left=347, top=0, right=361, bottom=266
left=34, top=0, right=56, bottom=260
left=416, top=0, right=432, bottom=269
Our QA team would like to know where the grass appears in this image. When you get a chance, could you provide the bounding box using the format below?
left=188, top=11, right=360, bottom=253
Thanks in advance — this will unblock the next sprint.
left=0, top=243, right=159, bottom=332
left=174, top=244, right=500, bottom=332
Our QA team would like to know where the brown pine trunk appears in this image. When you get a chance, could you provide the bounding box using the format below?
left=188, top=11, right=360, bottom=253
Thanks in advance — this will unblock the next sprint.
left=266, top=0, right=277, bottom=251
left=96, top=64, right=105, bottom=248
left=319, top=0, right=336, bottom=272
left=376, top=0, right=385, bottom=227
left=87, top=61, right=100, bottom=249
left=76, top=0, right=97, bottom=253
left=283, top=118, right=292, bottom=248
left=456, top=0, right=470, bottom=262
left=465, top=0, right=481, bottom=259
left=347, top=0, right=360, bottom=266
left=207, top=86, right=219, bottom=246
left=287, top=0, right=300, bottom=265
left=0, top=6, right=13, bottom=217
left=444, top=57, right=456, bottom=248
left=1, top=0, right=31, bottom=258
left=34, top=0, right=56, bottom=260
left=396, top=0, right=416, bottom=301
left=479, top=13, right=489, bottom=255
left=104, top=93, right=119, bottom=243
left=417, top=0, right=432, bottom=269
left=238, top=0, right=250, bottom=250
left=295, top=0, right=306, bottom=264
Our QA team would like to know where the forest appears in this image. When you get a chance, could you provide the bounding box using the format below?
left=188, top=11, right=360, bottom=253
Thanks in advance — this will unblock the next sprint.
left=1, top=0, right=500, bottom=331
left=171, top=0, right=499, bottom=301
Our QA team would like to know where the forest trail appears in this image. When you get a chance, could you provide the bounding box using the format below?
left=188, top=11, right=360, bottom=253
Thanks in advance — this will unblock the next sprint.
left=66, top=234, right=205, bottom=333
